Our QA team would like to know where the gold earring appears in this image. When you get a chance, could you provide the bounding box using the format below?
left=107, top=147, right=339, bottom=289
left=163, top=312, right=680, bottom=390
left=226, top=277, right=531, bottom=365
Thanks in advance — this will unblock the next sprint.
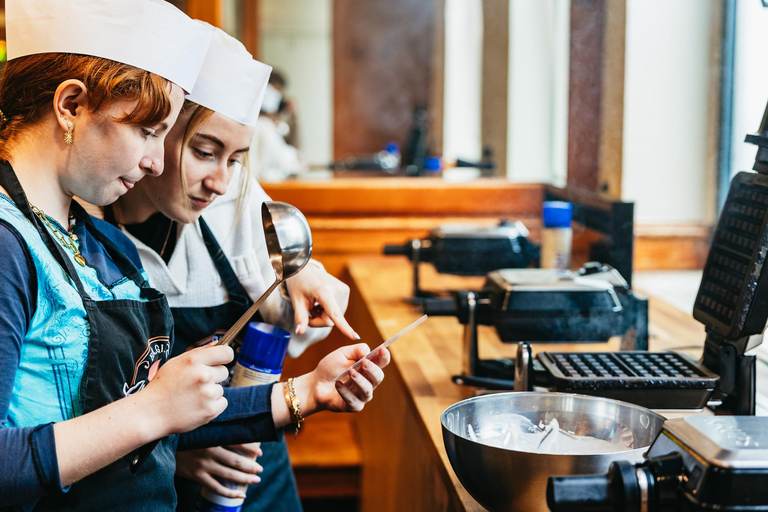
left=64, top=121, right=74, bottom=145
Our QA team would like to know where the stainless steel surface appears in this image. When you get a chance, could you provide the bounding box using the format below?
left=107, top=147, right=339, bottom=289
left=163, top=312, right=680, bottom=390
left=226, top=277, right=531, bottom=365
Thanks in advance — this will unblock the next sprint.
left=441, top=392, right=666, bottom=512
left=434, top=221, right=529, bottom=239
left=636, top=467, right=649, bottom=512
left=489, top=267, right=629, bottom=294
left=513, top=342, right=531, bottom=391
left=216, top=201, right=312, bottom=347
left=667, top=416, right=768, bottom=469
left=262, top=200, right=313, bottom=281
left=462, top=292, right=477, bottom=376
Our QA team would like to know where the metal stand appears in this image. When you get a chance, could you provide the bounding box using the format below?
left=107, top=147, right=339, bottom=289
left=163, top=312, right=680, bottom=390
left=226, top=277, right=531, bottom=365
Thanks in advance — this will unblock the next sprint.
left=702, top=332, right=759, bottom=415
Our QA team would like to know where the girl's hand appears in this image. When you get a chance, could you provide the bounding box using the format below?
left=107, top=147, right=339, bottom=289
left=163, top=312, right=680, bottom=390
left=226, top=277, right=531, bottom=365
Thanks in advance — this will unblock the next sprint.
left=175, top=443, right=263, bottom=499
left=285, top=262, right=359, bottom=340
left=300, top=343, right=391, bottom=414
left=139, top=345, right=234, bottom=436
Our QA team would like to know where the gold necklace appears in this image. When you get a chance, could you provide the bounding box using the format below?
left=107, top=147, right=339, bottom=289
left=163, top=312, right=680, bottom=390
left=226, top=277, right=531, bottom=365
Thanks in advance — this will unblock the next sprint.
left=30, top=204, right=87, bottom=267
left=159, top=219, right=176, bottom=260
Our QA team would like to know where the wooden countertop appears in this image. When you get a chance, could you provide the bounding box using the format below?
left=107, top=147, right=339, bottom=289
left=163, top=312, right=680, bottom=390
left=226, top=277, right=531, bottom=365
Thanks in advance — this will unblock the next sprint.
left=347, top=257, right=706, bottom=511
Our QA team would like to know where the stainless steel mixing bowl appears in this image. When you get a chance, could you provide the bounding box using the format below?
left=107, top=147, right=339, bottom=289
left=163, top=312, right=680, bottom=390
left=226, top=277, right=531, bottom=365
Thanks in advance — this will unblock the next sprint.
left=441, top=392, right=665, bottom=512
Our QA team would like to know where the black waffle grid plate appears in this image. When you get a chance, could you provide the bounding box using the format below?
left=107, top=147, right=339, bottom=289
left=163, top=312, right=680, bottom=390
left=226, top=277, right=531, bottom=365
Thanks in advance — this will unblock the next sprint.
left=538, top=351, right=719, bottom=409
left=693, top=172, right=768, bottom=339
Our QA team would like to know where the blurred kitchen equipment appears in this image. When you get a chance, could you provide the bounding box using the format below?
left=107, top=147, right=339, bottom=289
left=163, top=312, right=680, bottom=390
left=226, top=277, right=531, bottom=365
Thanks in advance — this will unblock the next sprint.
left=540, top=201, right=573, bottom=271
left=424, top=115, right=768, bottom=415
left=401, top=105, right=429, bottom=176
left=441, top=392, right=665, bottom=512
left=545, top=185, right=636, bottom=287
left=384, top=188, right=636, bottom=304
left=423, top=262, right=650, bottom=391
left=215, top=201, right=312, bottom=347
left=384, top=220, right=537, bottom=274
left=548, top=416, right=768, bottom=511
left=383, top=220, right=538, bottom=300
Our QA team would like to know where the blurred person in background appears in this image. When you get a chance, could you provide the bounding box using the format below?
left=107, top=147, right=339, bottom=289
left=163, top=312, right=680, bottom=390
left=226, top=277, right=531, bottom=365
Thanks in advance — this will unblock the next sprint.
left=251, top=72, right=305, bottom=182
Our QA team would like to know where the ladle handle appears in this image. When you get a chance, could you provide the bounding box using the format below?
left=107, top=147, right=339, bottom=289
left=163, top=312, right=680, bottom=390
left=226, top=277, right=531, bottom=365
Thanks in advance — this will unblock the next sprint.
left=129, top=439, right=159, bottom=473
left=216, top=279, right=281, bottom=347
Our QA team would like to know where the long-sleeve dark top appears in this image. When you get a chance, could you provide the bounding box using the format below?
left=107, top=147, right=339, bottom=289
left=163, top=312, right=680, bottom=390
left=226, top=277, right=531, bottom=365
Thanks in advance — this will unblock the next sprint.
left=0, top=216, right=278, bottom=507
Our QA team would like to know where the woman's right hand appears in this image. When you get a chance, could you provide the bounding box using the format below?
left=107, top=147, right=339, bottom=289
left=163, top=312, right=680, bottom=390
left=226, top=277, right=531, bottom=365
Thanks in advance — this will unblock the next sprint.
left=139, top=345, right=234, bottom=437
left=52, top=345, right=234, bottom=488
left=176, top=443, right=263, bottom=499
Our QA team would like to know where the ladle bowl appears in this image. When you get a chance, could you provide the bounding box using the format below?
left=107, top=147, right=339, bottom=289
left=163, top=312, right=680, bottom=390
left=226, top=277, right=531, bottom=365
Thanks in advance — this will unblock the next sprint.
left=262, top=201, right=313, bottom=281
left=214, top=201, right=313, bottom=347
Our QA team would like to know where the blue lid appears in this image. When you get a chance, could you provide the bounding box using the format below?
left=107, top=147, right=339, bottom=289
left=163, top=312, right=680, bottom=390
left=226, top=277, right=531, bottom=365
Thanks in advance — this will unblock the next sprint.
left=239, top=322, right=291, bottom=371
left=542, top=201, right=573, bottom=228
left=423, top=156, right=442, bottom=172
left=386, top=141, right=400, bottom=154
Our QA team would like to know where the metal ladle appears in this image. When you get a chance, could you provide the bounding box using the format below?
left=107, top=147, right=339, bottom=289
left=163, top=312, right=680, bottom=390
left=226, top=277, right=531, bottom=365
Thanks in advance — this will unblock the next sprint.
left=215, top=200, right=313, bottom=347
left=130, top=201, right=312, bottom=473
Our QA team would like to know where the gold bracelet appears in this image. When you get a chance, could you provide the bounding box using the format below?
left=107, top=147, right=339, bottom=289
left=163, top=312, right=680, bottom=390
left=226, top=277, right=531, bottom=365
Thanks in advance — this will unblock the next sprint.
left=283, top=377, right=303, bottom=436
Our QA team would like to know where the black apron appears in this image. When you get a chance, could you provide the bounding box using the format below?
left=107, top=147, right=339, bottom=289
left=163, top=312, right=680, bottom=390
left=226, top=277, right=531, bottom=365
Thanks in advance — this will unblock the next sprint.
left=169, top=218, right=257, bottom=358
left=0, top=163, right=177, bottom=512
left=171, top=219, right=301, bottom=512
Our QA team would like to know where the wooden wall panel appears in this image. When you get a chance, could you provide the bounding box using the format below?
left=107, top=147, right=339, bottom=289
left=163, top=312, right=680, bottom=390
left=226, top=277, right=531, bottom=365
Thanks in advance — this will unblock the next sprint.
left=186, top=0, right=223, bottom=28
left=567, top=0, right=627, bottom=196
left=333, top=0, right=440, bottom=159
left=240, top=0, right=259, bottom=58
left=597, top=0, right=626, bottom=198
left=481, top=0, right=509, bottom=177
left=634, top=224, right=712, bottom=271
left=568, top=0, right=607, bottom=192
left=429, top=0, right=446, bottom=157
left=263, top=178, right=543, bottom=216
left=0, top=0, right=5, bottom=40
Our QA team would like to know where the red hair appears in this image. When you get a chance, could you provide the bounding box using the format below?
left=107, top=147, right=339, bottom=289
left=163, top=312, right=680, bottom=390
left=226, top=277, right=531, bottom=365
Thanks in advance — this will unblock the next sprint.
left=0, top=53, right=172, bottom=159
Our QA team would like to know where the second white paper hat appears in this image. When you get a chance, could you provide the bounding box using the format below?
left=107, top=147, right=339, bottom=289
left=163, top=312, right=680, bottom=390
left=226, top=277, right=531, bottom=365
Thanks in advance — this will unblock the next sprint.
left=186, top=25, right=272, bottom=127
left=5, top=0, right=212, bottom=93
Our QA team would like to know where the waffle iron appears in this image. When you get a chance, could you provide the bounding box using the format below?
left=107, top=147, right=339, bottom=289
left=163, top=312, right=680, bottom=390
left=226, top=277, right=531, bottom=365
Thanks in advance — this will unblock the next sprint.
left=548, top=104, right=768, bottom=414
left=422, top=262, right=653, bottom=392
left=548, top=416, right=768, bottom=511
left=383, top=220, right=538, bottom=299
left=425, top=165, right=768, bottom=414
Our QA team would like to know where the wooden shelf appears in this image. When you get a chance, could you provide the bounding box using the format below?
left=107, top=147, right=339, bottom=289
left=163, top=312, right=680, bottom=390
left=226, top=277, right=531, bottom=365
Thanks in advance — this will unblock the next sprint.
left=287, top=413, right=362, bottom=500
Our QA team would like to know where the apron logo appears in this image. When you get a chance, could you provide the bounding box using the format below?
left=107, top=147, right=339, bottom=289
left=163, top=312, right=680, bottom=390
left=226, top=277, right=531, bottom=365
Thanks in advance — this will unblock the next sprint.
left=123, top=335, right=171, bottom=396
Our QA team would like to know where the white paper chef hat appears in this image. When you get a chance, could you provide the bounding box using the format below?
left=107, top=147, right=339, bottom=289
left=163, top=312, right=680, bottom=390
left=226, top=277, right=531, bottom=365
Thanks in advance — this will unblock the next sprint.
left=186, top=24, right=272, bottom=127
left=5, top=0, right=212, bottom=93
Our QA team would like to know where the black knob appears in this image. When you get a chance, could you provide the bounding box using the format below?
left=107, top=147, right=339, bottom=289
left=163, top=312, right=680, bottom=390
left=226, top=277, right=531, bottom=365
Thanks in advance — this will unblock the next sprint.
left=547, top=460, right=641, bottom=512
left=383, top=243, right=409, bottom=256
left=421, top=297, right=457, bottom=316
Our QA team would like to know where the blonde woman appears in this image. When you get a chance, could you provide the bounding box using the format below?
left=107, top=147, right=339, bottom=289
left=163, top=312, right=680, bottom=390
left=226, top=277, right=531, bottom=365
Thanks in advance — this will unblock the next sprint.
left=108, top=26, right=375, bottom=512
